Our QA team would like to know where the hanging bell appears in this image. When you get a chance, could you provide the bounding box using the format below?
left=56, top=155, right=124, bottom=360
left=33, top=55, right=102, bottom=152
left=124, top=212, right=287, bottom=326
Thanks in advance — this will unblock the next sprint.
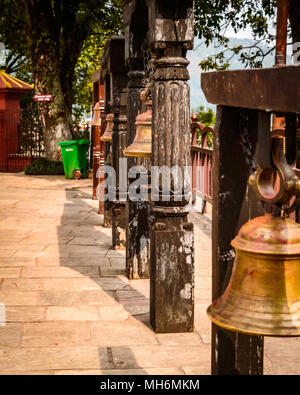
left=100, top=113, right=114, bottom=142
left=123, top=89, right=152, bottom=158
left=207, top=213, right=300, bottom=336
left=91, top=103, right=101, bottom=126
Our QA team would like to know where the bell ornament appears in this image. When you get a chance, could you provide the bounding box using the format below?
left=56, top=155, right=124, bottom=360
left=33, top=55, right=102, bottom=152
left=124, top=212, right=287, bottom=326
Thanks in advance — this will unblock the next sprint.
left=207, top=213, right=300, bottom=337
left=90, top=103, right=101, bottom=127
left=100, top=113, right=114, bottom=142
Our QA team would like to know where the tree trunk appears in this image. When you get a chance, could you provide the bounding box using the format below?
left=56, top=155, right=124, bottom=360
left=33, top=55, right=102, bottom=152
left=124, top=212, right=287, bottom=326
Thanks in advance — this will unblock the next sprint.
left=24, top=0, right=74, bottom=162
left=35, top=68, right=73, bottom=162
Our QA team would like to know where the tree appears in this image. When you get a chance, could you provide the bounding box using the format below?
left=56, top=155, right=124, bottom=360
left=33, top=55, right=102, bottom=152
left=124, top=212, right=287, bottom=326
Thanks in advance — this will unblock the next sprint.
left=194, top=0, right=300, bottom=71
left=72, top=33, right=113, bottom=131
left=196, top=106, right=216, bottom=126
left=0, top=0, right=122, bottom=161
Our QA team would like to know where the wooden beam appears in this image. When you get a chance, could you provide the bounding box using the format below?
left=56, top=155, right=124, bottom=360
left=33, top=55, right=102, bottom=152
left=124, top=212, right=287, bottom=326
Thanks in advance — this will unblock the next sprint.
left=201, top=65, right=300, bottom=113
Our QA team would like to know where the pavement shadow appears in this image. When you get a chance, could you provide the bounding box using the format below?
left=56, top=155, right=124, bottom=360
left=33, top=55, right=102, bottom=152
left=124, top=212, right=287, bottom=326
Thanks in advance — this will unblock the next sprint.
left=57, top=183, right=149, bottom=373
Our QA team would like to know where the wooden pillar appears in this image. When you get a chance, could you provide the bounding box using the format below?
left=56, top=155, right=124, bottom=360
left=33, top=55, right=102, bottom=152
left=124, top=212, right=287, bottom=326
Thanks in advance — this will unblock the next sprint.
left=211, top=106, right=264, bottom=375
left=98, top=91, right=106, bottom=214
left=91, top=104, right=102, bottom=200
left=123, top=0, right=151, bottom=278
left=111, top=90, right=128, bottom=249
left=101, top=36, right=128, bottom=233
left=148, top=0, right=195, bottom=333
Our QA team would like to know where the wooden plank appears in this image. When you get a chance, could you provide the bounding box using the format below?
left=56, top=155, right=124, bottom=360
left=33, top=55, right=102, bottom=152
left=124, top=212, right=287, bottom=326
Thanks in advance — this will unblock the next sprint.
left=201, top=65, right=300, bottom=113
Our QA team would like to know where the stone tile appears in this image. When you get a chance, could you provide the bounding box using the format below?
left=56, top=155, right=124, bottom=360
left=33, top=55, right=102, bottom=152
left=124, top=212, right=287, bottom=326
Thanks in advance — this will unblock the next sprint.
left=0, top=249, right=17, bottom=258
left=72, top=277, right=129, bottom=292
left=106, top=250, right=126, bottom=258
left=195, top=276, right=212, bottom=290
left=1, top=371, right=54, bottom=375
left=98, top=306, right=130, bottom=321
left=20, top=236, right=72, bottom=246
left=0, top=346, right=110, bottom=372
left=36, top=256, right=110, bottom=267
left=127, top=279, right=149, bottom=291
left=116, top=290, right=148, bottom=302
left=156, top=332, right=203, bottom=346
left=99, top=266, right=126, bottom=276
left=109, top=257, right=126, bottom=266
left=6, top=306, right=46, bottom=323
left=0, top=323, right=23, bottom=346
left=123, top=303, right=149, bottom=317
left=194, top=302, right=212, bottom=344
left=0, top=257, right=36, bottom=267
left=91, top=319, right=158, bottom=346
left=0, top=267, right=21, bottom=278
left=2, top=278, right=75, bottom=292
left=182, top=366, right=211, bottom=375
left=47, top=306, right=100, bottom=321
left=38, top=290, right=117, bottom=306
left=264, top=337, right=300, bottom=374
left=69, top=238, right=112, bottom=247
left=21, top=266, right=100, bottom=278
left=22, top=322, right=91, bottom=346
left=0, top=291, right=38, bottom=306
left=54, top=367, right=184, bottom=375
left=112, top=344, right=211, bottom=370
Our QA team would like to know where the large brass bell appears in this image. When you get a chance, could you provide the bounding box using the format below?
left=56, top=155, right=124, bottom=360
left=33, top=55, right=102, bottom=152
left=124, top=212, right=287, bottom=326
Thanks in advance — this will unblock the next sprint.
left=100, top=113, right=114, bottom=142
left=207, top=213, right=300, bottom=337
left=91, top=102, right=101, bottom=127
left=123, top=88, right=152, bottom=158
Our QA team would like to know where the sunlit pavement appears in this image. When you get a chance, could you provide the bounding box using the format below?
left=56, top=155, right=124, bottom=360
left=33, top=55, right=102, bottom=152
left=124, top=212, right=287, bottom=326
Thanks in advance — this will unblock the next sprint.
left=0, top=172, right=299, bottom=375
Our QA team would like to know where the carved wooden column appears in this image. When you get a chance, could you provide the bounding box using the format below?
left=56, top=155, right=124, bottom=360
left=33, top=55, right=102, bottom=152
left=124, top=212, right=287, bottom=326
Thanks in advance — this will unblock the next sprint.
left=111, top=91, right=128, bottom=249
left=98, top=95, right=106, bottom=215
left=123, top=0, right=151, bottom=278
left=91, top=69, right=105, bottom=207
left=101, top=36, right=128, bottom=230
left=91, top=102, right=102, bottom=200
left=148, top=0, right=195, bottom=333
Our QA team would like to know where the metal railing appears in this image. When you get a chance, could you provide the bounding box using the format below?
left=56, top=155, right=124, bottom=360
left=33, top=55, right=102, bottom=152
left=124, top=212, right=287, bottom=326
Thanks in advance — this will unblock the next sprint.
left=191, top=113, right=214, bottom=214
left=0, top=109, right=44, bottom=172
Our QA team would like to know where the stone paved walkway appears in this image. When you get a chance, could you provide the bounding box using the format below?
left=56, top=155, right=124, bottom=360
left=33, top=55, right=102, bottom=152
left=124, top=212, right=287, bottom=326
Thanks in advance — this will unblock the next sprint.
left=0, top=173, right=299, bottom=375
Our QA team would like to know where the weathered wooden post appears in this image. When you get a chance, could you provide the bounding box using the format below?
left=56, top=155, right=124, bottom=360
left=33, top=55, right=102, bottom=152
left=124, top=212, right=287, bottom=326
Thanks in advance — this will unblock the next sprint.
left=123, top=0, right=151, bottom=278
left=111, top=88, right=128, bottom=249
left=91, top=68, right=105, bottom=208
left=148, top=0, right=195, bottom=333
left=101, top=37, right=128, bottom=232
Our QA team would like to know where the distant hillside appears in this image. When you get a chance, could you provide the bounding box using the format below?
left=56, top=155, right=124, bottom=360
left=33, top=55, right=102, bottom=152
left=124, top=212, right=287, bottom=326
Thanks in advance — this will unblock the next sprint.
left=187, top=37, right=291, bottom=111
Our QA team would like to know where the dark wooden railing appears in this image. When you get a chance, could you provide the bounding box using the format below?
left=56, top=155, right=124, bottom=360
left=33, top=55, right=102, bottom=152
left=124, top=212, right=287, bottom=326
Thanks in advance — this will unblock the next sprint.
left=191, top=112, right=214, bottom=213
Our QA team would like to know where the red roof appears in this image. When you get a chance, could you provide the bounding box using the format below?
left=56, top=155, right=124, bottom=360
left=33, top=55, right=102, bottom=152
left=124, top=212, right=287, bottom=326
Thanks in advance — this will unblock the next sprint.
left=0, top=70, right=33, bottom=91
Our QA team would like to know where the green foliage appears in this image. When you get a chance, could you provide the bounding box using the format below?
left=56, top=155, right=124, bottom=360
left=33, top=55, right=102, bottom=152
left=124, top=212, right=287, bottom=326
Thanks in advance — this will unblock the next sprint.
left=24, top=158, right=64, bottom=175
left=195, top=106, right=216, bottom=126
left=193, top=106, right=215, bottom=148
left=194, top=0, right=277, bottom=70
left=0, top=0, right=123, bottom=123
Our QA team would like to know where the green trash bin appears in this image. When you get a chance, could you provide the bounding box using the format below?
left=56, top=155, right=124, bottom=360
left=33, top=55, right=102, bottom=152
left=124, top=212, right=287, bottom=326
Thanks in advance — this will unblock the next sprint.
left=58, top=139, right=90, bottom=179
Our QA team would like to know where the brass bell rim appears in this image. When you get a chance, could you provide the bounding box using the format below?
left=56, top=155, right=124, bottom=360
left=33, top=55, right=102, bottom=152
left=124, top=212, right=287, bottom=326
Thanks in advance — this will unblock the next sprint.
left=100, top=136, right=112, bottom=142
left=207, top=299, right=300, bottom=337
left=123, top=145, right=152, bottom=158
